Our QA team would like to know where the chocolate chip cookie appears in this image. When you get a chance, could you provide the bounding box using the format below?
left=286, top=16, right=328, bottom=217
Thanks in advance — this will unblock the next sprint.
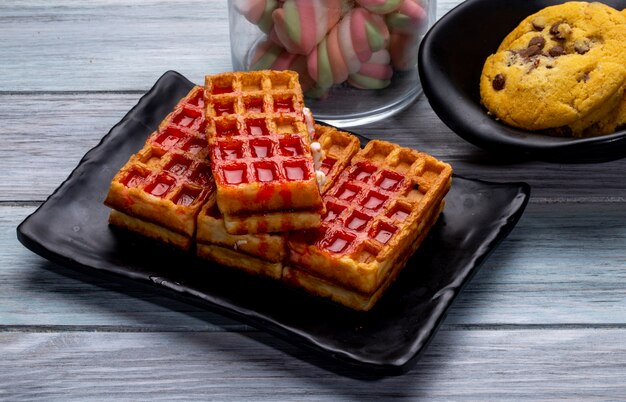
left=480, top=2, right=626, bottom=136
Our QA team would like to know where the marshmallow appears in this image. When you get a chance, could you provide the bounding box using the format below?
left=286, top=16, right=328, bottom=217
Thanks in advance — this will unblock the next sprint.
left=355, top=0, right=402, bottom=14
left=307, top=24, right=351, bottom=88
left=250, top=40, right=315, bottom=90
left=348, top=49, right=393, bottom=89
left=234, top=0, right=279, bottom=33
left=344, top=7, right=390, bottom=63
left=272, top=0, right=350, bottom=55
left=384, top=0, right=427, bottom=34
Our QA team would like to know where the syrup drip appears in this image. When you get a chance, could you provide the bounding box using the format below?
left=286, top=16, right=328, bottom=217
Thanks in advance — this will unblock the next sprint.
left=190, top=93, right=204, bottom=108
left=192, top=168, right=211, bottom=186
left=212, top=84, right=233, bottom=94
left=323, top=204, right=344, bottom=222
left=176, top=192, right=196, bottom=206
left=215, top=101, right=235, bottom=115
left=378, top=171, right=404, bottom=191
left=274, top=98, right=294, bottom=113
left=222, top=148, right=239, bottom=160
left=320, top=158, right=336, bottom=175
left=279, top=137, right=303, bottom=156
left=125, top=173, right=145, bottom=188
left=390, top=208, right=409, bottom=222
left=325, top=235, right=351, bottom=253
left=356, top=170, right=373, bottom=182
left=245, top=98, right=263, bottom=113
left=224, top=167, right=245, bottom=184
left=256, top=166, right=275, bottom=182
left=247, top=119, right=268, bottom=136
left=176, top=114, right=195, bottom=127
left=347, top=214, right=369, bottom=231
left=362, top=193, right=386, bottom=210
left=183, top=138, right=204, bottom=155
left=374, top=224, right=397, bottom=244
left=157, top=131, right=182, bottom=148
left=285, top=165, right=304, bottom=180
left=216, top=124, right=239, bottom=137
left=375, top=229, right=394, bottom=244
left=337, top=185, right=358, bottom=201
left=167, top=162, right=188, bottom=175
left=253, top=144, right=270, bottom=157
left=150, top=182, right=171, bottom=197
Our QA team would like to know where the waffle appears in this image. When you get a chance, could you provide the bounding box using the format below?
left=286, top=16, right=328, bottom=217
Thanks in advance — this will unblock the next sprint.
left=285, top=140, right=453, bottom=306
left=283, top=201, right=445, bottom=311
left=195, top=124, right=360, bottom=277
left=104, top=86, right=214, bottom=250
left=204, top=70, right=324, bottom=234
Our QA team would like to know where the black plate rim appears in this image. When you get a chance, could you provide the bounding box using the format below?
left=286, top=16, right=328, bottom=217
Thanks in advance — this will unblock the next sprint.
left=418, top=0, right=626, bottom=162
left=16, top=70, right=531, bottom=375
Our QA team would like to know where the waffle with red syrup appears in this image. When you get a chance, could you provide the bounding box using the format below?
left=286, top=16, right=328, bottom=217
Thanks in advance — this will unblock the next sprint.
left=284, top=140, right=453, bottom=311
left=195, top=124, right=360, bottom=279
left=205, top=70, right=324, bottom=234
left=104, top=86, right=214, bottom=250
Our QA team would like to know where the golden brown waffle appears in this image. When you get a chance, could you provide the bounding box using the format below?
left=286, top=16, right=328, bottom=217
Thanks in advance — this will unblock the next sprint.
left=283, top=201, right=445, bottom=311
left=220, top=123, right=361, bottom=234
left=285, top=140, right=453, bottom=299
left=196, top=192, right=287, bottom=279
left=204, top=71, right=323, bottom=233
left=195, top=124, right=360, bottom=277
left=109, top=210, right=192, bottom=249
left=104, top=86, right=214, bottom=250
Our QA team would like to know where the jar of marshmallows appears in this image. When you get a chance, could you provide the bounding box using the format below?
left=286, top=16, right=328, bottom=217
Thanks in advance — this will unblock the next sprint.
left=228, top=0, right=436, bottom=126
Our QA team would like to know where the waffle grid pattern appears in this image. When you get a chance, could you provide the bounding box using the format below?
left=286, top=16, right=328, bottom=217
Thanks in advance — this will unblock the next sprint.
left=287, top=140, right=453, bottom=294
left=104, top=86, right=214, bottom=242
left=204, top=71, right=322, bottom=216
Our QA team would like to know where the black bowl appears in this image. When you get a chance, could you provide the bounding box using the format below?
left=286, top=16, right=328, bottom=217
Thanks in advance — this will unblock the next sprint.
left=418, top=0, right=626, bottom=162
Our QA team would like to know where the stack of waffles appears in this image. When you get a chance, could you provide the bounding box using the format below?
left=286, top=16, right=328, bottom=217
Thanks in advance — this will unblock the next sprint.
left=105, top=70, right=453, bottom=311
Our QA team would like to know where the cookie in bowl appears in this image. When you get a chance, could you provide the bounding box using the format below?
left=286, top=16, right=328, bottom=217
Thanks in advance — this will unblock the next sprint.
left=480, top=1, right=626, bottom=137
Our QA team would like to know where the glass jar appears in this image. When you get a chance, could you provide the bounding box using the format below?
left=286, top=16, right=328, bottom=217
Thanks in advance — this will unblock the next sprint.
left=228, top=0, right=436, bottom=127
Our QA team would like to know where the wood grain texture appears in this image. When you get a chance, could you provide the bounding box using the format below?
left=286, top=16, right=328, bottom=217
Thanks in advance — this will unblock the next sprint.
left=0, top=0, right=461, bottom=92
left=6, top=202, right=626, bottom=328
left=3, top=93, right=626, bottom=201
left=0, top=0, right=231, bottom=91
left=3, top=0, right=626, bottom=395
left=2, top=329, right=626, bottom=400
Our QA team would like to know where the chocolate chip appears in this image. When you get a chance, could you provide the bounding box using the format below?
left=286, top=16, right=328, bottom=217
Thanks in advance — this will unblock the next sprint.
left=574, top=40, right=590, bottom=54
left=518, top=45, right=543, bottom=58
left=549, top=23, right=560, bottom=35
left=529, top=36, right=546, bottom=49
left=549, top=45, right=565, bottom=57
left=492, top=74, right=505, bottom=90
left=549, top=22, right=570, bottom=40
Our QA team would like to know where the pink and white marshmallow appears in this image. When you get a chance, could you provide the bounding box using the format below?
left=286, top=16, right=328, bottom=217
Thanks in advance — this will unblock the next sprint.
left=340, top=7, right=390, bottom=64
left=234, top=0, right=280, bottom=33
left=384, top=0, right=427, bottom=34
left=250, top=40, right=314, bottom=90
left=348, top=49, right=393, bottom=89
left=355, top=0, right=402, bottom=14
left=271, top=0, right=350, bottom=55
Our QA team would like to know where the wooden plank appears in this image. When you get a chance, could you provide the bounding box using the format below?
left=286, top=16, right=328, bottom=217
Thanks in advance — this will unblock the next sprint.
left=0, top=0, right=461, bottom=92
left=3, top=93, right=626, bottom=201
left=2, top=206, right=248, bottom=330
left=5, top=202, right=626, bottom=328
left=0, top=0, right=231, bottom=91
left=1, top=329, right=626, bottom=399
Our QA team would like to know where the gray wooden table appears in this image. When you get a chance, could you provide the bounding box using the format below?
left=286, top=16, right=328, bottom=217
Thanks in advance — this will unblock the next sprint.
left=3, top=0, right=626, bottom=399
